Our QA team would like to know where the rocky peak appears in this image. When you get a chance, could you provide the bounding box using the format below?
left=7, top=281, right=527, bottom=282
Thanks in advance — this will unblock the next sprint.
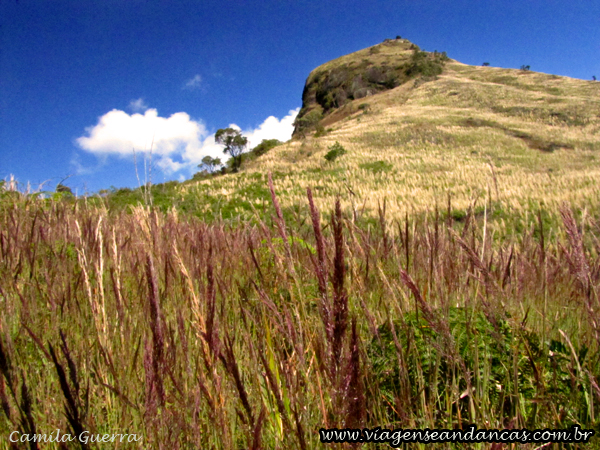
left=293, top=38, right=449, bottom=137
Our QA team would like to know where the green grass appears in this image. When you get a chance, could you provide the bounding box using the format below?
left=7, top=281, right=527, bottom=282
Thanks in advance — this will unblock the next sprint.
left=1, top=188, right=600, bottom=448
left=91, top=46, right=599, bottom=231
left=359, top=160, right=393, bottom=173
left=2, top=40, right=600, bottom=448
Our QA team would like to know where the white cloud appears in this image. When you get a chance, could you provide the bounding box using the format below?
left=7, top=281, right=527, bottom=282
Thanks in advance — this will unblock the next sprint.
left=76, top=107, right=300, bottom=176
left=76, top=109, right=204, bottom=157
left=243, top=108, right=299, bottom=150
left=128, top=98, right=149, bottom=112
left=184, top=74, right=202, bottom=90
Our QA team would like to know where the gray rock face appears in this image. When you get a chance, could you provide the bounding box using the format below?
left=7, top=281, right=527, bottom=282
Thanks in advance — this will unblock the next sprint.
left=292, top=40, right=449, bottom=137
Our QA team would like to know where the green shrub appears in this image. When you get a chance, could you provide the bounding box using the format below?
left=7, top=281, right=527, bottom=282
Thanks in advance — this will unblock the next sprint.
left=313, top=124, right=326, bottom=137
left=359, top=160, right=392, bottom=173
left=192, top=171, right=212, bottom=181
left=251, top=139, right=282, bottom=157
left=369, top=307, right=580, bottom=424
left=406, top=49, right=445, bottom=78
left=358, top=103, right=371, bottom=114
left=294, top=108, right=323, bottom=137
left=56, top=184, right=73, bottom=195
left=324, top=141, right=347, bottom=162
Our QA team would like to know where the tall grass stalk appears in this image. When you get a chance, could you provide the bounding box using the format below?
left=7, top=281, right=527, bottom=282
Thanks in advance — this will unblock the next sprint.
left=0, top=188, right=598, bottom=448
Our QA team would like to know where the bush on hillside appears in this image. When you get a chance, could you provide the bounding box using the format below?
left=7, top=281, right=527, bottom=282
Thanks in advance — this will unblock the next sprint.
left=192, top=170, right=213, bottom=181
left=314, top=124, right=327, bottom=137
left=251, top=139, right=282, bottom=157
left=324, top=141, right=347, bottom=162
left=294, top=108, right=324, bottom=137
left=229, top=139, right=284, bottom=172
left=56, top=184, right=73, bottom=195
left=406, top=49, right=445, bottom=78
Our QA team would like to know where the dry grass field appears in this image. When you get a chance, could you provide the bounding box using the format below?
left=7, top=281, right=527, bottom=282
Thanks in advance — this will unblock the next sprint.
left=1, top=41, right=599, bottom=449
left=1, top=188, right=599, bottom=448
left=185, top=40, right=600, bottom=231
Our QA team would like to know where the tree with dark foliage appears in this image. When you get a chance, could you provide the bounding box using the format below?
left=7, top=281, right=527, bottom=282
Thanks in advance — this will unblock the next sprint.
left=215, top=128, right=247, bottom=173
left=198, top=156, right=222, bottom=173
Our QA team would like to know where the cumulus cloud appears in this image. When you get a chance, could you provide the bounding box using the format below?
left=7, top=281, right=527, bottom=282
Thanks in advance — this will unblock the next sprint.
left=76, top=107, right=299, bottom=176
left=243, top=108, right=299, bottom=149
left=128, top=98, right=149, bottom=112
left=184, top=74, right=203, bottom=90
left=76, top=108, right=206, bottom=173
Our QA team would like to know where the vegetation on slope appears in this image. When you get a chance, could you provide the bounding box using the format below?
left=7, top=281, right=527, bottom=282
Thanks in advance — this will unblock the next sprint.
left=293, top=38, right=449, bottom=137
left=81, top=39, right=600, bottom=236
left=242, top=48, right=600, bottom=232
left=2, top=37, right=599, bottom=449
left=88, top=40, right=599, bottom=234
left=0, top=188, right=599, bottom=448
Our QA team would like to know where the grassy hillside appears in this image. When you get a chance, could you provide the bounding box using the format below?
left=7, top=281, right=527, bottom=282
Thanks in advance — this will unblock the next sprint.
left=1, top=40, right=599, bottom=449
left=177, top=39, right=600, bottom=229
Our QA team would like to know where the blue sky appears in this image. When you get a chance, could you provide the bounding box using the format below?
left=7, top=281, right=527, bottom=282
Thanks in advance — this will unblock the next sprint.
left=1, top=0, right=598, bottom=194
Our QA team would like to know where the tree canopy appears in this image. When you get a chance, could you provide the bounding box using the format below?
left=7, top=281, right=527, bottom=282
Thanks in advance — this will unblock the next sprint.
left=215, top=128, right=247, bottom=173
left=198, top=155, right=222, bottom=174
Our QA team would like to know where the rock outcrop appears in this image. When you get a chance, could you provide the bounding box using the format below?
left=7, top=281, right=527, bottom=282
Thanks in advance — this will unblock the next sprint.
left=293, top=38, right=449, bottom=137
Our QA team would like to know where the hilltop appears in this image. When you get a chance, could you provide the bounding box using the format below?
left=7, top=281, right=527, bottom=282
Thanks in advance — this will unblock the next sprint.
left=111, top=39, right=600, bottom=226
left=293, top=38, right=449, bottom=137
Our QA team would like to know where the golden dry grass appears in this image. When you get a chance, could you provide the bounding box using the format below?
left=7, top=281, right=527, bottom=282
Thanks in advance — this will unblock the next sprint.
left=184, top=43, right=600, bottom=228
left=3, top=42, right=600, bottom=448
